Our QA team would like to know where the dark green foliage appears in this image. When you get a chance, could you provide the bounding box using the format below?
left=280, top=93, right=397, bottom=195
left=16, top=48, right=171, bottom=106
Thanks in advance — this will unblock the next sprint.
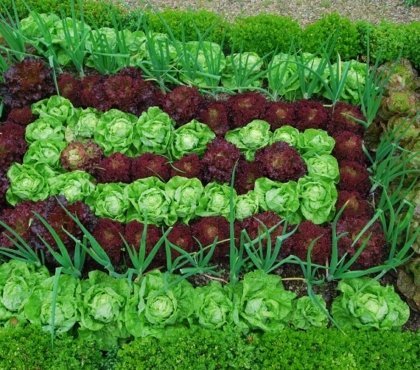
left=0, top=326, right=103, bottom=369
left=229, top=14, right=302, bottom=56
left=403, top=22, right=420, bottom=68
left=302, top=13, right=361, bottom=60
left=117, top=326, right=420, bottom=370
left=144, top=10, right=230, bottom=45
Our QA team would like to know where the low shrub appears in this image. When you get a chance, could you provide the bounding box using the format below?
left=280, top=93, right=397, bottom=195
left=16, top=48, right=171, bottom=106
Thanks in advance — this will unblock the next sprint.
left=229, top=14, right=302, bottom=56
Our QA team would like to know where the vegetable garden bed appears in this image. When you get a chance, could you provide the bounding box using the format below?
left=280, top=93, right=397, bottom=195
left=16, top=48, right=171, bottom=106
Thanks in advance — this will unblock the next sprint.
left=0, top=1, right=419, bottom=368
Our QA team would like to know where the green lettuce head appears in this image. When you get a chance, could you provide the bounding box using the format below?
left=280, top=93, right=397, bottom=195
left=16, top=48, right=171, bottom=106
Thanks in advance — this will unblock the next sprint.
left=170, top=120, right=215, bottom=160
left=86, top=183, right=128, bottom=222
left=85, top=27, right=117, bottom=53
left=25, top=117, right=64, bottom=143
left=305, top=154, right=340, bottom=183
left=134, top=106, right=175, bottom=155
left=51, top=18, right=91, bottom=47
left=332, top=278, right=410, bottom=330
left=165, top=176, right=204, bottom=224
left=125, top=177, right=171, bottom=225
left=49, top=171, right=96, bottom=203
left=222, top=52, right=263, bottom=89
left=271, top=125, right=300, bottom=147
left=298, top=176, right=337, bottom=224
left=65, top=108, right=100, bottom=142
left=267, top=53, right=300, bottom=100
left=6, top=163, right=55, bottom=205
left=31, top=95, right=77, bottom=124
left=0, top=260, right=49, bottom=325
left=23, top=140, right=66, bottom=169
left=225, top=120, right=272, bottom=161
left=20, top=12, right=60, bottom=42
left=255, top=178, right=300, bottom=223
left=78, top=271, right=130, bottom=350
left=141, top=32, right=178, bottom=62
left=235, top=270, right=296, bottom=332
left=125, top=270, right=195, bottom=337
left=298, top=129, right=335, bottom=156
left=291, top=295, right=328, bottom=330
left=197, top=182, right=237, bottom=219
left=94, top=109, right=137, bottom=156
left=24, top=274, right=80, bottom=335
left=235, top=191, right=259, bottom=221
left=194, top=282, right=234, bottom=329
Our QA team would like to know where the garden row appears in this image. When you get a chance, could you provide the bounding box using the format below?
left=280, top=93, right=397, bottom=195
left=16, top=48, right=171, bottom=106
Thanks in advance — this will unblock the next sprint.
left=1, top=2, right=419, bottom=67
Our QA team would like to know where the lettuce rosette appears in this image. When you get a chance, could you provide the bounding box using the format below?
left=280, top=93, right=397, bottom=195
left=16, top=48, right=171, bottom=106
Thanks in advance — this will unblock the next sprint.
left=49, top=171, right=96, bottom=203
left=197, top=183, right=237, bottom=219
left=31, top=96, right=78, bottom=124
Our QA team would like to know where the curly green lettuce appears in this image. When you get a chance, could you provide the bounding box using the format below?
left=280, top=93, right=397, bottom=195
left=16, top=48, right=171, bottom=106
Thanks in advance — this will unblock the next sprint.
left=23, top=140, right=66, bottom=169
left=65, top=108, right=100, bottom=142
left=235, top=191, right=259, bottom=221
left=297, top=129, right=335, bottom=156
left=25, top=117, right=64, bottom=143
left=31, top=95, right=77, bottom=124
left=291, top=295, right=328, bottom=330
left=49, top=171, right=96, bottom=203
left=304, top=154, right=340, bottom=183
left=197, top=182, right=237, bottom=219
left=271, top=125, right=300, bottom=147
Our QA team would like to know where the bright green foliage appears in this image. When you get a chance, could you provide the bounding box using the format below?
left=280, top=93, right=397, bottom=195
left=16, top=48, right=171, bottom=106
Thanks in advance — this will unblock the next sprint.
left=78, top=270, right=131, bottom=350
left=235, top=191, right=259, bottom=221
left=234, top=270, right=296, bottom=332
left=134, top=106, right=175, bottom=155
left=304, top=154, right=340, bottom=183
left=194, top=282, right=235, bottom=330
left=332, top=278, right=410, bottom=330
left=271, top=125, right=300, bottom=146
left=25, top=117, right=65, bottom=143
left=222, top=52, right=263, bottom=88
left=165, top=176, right=204, bottom=224
left=49, top=170, right=96, bottom=203
left=24, top=274, right=81, bottom=335
left=65, top=107, right=100, bottom=142
left=32, top=96, right=78, bottom=124
left=23, top=139, right=66, bottom=169
left=302, top=13, right=361, bottom=60
left=170, top=120, right=215, bottom=160
left=225, top=120, right=272, bottom=160
left=229, top=15, right=301, bottom=56
left=291, top=295, right=328, bottom=330
left=125, top=270, right=195, bottom=337
left=86, top=183, right=128, bottom=222
left=403, top=22, right=420, bottom=69
left=197, top=182, right=236, bottom=219
left=297, top=128, right=335, bottom=156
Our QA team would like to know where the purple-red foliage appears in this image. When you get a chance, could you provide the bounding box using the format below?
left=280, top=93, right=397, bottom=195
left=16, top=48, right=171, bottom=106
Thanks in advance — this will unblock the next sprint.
left=282, top=221, right=331, bottom=264
left=0, top=58, right=54, bottom=108
left=0, top=122, right=27, bottom=171
left=263, top=101, right=297, bottom=130
left=255, top=142, right=307, bottom=182
left=198, top=101, right=230, bottom=136
left=92, top=218, right=125, bottom=266
left=162, top=86, right=203, bottom=125
left=333, top=131, right=365, bottom=163
left=170, top=154, right=202, bottom=179
left=96, top=153, right=132, bottom=183
left=234, top=158, right=264, bottom=194
left=7, top=106, right=35, bottom=126
left=202, top=138, right=241, bottom=183
left=228, top=92, right=267, bottom=128
left=337, top=217, right=387, bottom=268
left=60, top=140, right=103, bottom=172
left=131, top=153, right=170, bottom=182
left=338, top=160, right=371, bottom=195
left=336, top=191, right=373, bottom=219
left=167, top=223, right=195, bottom=257
left=328, top=102, right=365, bottom=135
left=0, top=171, right=8, bottom=209
left=295, top=100, right=329, bottom=130
left=191, top=216, right=230, bottom=259
left=80, top=74, right=111, bottom=111
left=58, top=73, right=82, bottom=107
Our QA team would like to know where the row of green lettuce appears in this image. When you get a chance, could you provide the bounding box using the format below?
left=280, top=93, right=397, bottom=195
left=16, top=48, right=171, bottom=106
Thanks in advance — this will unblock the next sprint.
left=6, top=12, right=369, bottom=103
left=0, top=260, right=410, bottom=352
left=2, top=326, right=419, bottom=370
left=3, top=2, right=420, bottom=68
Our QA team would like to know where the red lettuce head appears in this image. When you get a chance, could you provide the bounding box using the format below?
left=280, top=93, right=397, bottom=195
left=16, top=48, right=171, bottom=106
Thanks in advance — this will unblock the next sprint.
left=7, top=106, right=35, bottom=126
left=338, top=160, right=371, bottom=195
left=131, top=153, right=170, bottom=182
left=333, top=131, right=365, bottom=163
left=336, top=191, right=373, bottom=219
left=191, top=216, right=230, bottom=259
left=234, top=158, right=264, bottom=194
left=92, top=218, right=125, bottom=266
left=0, top=122, right=27, bottom=171
left=202, top=138, right=241, bottom=183
left=58, top=73, right=82, bottom=107
left=96, top=153, right=132, bottom=183
left=198, top=101, right=230, bottom=136
left=80, top=74, right=111, bottom=111
left=60, top=140, right=103, bottom=172
left=282, top=221, right=331, bottom=264
left=228, top=92, right=267, bottom=128
left=170, top=154, right=202, bottom=179
left=167, top=223, right=195, bottom=257
left=255, top=142, right=307, bottom=182
left=162, top=86, right=203, bottom=125
left=263, top=101, right=297, bottom=130
left=1, top=58, right=54, bottom=108
left=295, top=100, right=329, bottom=130
left=328, top=102, right=365, bottom=135
left=337, top=217, right=387, bottom=268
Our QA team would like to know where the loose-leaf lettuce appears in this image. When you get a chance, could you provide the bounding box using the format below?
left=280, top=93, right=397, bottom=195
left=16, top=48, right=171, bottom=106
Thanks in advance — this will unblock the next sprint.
left=298, top=129, right=335, bottom=156
left=23, top=140, right=66, bottom=169
left=49, top=171, right=96, bottom=203
left=197, top=183, right=237, bottom=219
left=271, top=125, right=300, bottom=147
left=291, top=295, right=328, bottom=330
left=304, top=154, right=340, bottom=183
left=25, top=117, right=64, bottom=143
left=31, top=95, right=78, bottom=124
